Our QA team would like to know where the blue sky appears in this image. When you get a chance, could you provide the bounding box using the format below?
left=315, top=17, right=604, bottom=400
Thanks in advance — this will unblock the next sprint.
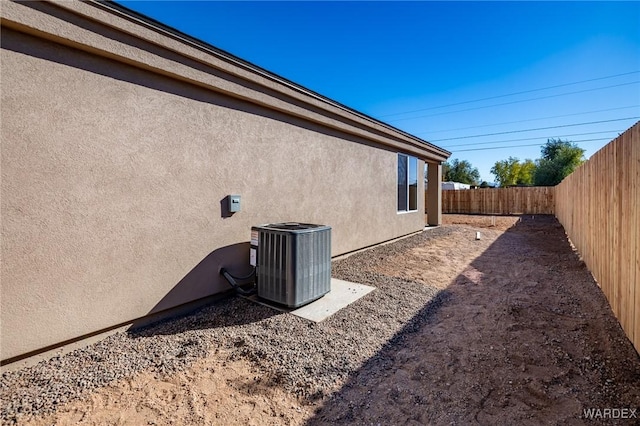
left=118, top=1, right=640, bottom=183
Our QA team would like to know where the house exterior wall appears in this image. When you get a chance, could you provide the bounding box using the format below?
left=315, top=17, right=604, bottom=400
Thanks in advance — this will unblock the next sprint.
left=1, top=1, right=447, bottom=362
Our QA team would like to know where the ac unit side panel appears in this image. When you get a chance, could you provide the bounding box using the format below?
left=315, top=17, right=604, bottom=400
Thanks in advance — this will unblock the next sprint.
left=293, top=230, right=331, bottom=306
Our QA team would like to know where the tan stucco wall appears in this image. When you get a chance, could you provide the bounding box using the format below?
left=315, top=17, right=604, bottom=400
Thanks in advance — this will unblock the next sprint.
left=1, top=25, right=428, bottom=361
left=0, top=0, right=448, bottom=163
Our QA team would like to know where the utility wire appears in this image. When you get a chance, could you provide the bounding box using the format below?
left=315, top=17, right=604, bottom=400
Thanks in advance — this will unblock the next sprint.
left=441, top=130, right=623, bottom=149
left=388, top=81, right=639, bottom=123
left=429, top=117, right=638, bottom=142
left=451, top=138, right=612, bottom=152
left=420, top=105, right=639, bottom=135
left=379, top=70, right=640, bottom=118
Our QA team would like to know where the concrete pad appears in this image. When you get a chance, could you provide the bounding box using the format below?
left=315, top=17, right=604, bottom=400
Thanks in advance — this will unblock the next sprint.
left=290, top=278, right=375, bottom=322
left=239, top=278, right=375, bottom=322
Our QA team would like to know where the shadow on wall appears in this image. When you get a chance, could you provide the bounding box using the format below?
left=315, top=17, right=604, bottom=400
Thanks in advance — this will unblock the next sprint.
left=127, top=242, right=265, bottom=334
left=0, top=242, right=260, bottom=365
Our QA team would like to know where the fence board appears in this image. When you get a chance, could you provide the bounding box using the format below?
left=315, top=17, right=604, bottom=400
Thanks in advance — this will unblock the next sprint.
left=555, top=122, right=639, bottom=353
left=437, top=187, right=554, bottom=215
left=633, top=123, right=640, bottom=351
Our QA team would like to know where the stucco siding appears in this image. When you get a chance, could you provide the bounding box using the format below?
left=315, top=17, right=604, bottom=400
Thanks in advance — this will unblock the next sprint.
left=1, top=0, right=448, bottom=163
left=1, top=27, right=425, bottom=360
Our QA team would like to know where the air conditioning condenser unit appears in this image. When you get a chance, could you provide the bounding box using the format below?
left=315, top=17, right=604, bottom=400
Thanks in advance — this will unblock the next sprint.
left=250, top=223, right=331, bottom=308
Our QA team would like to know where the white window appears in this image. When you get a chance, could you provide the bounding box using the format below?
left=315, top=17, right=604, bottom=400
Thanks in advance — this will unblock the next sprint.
left=398, top=154, right=418, bottom=212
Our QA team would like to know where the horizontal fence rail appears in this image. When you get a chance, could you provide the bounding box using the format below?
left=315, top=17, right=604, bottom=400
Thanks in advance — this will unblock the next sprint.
left=437, top=187, right=555, bottom=215
left=555, top=122, right=639, bottom=353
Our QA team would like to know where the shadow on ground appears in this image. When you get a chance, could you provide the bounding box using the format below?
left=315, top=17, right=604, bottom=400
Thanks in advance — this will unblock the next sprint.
left=307, top=216, right=640, bottom=425
left=128, top=295, right=281, bottom=338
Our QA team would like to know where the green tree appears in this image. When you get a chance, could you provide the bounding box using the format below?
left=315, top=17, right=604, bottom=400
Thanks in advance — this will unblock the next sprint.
left=490, top=157, right=535, bottom=187
left=518, top=159, right=536, bottom=185
left=491, top=157, right=520, bottom=187
left=443, top=159, right=480, bottom=185
left=533, top=139, right=585, bottom=186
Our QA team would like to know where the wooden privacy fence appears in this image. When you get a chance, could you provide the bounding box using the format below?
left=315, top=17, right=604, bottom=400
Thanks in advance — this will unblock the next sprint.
left=555, top=122, right=639, bottom=353
left=438, top=186, right=555, bottom=215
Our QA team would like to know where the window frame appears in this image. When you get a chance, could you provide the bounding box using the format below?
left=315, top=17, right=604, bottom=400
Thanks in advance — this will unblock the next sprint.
left=397, top=153, right=418, bottom=213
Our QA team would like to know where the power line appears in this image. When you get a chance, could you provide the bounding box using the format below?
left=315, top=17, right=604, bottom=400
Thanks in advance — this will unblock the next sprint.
left=451, top=138, right=612, bottom=153
left=379, top=70, right=640, bottom=118
left=388, top=81, right=639, bottom=123
left=420, top=105, right=639, bottom=135
left=441, top=130, right=623, bottom=149
left=430, top=117, right=638, bottom=142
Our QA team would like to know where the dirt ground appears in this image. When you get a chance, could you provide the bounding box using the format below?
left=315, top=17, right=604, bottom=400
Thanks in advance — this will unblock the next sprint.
left=25, top=215, right=640, bottom=425
left=26, top=349, right=314, bottom=426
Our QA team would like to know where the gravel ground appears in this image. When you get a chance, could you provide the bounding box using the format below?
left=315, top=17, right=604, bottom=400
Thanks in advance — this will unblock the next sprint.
left=1, top=226, right=455, bottom=424
left=3, top=217, right=639, bottom=425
